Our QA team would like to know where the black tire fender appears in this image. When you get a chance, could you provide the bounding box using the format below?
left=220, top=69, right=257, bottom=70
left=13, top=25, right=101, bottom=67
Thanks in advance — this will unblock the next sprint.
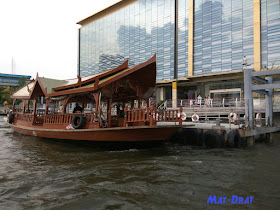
left=72, top=114, right=86, bottom=129
left=202, top=130, right=222, bottom=148
left=227, top=130, right=241, bottom=148
left=182, top=128, right=201, bottom=145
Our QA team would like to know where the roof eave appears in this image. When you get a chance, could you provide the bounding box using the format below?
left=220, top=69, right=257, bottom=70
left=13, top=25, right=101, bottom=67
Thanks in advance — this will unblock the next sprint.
left=53, top=60, right=129, bottom=92
left=77, top=0, right=138, bottom=26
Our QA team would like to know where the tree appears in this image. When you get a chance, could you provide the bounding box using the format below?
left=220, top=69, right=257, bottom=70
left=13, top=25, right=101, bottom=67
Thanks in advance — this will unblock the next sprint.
left=18, top=76, right=26, bottom=87
left=0, top=87, right=12, bottom=104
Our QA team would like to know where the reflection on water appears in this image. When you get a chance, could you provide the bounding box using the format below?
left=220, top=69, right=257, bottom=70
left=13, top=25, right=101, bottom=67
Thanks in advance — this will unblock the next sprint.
left=0, top=116, right=279, bottom=209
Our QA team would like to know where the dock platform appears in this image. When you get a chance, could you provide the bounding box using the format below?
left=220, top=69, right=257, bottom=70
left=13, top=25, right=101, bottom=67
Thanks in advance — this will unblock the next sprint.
left=157, top=121, right=280, bottom=147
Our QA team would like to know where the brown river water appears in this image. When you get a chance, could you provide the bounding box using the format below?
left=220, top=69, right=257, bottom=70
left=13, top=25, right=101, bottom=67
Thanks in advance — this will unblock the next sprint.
left=0, top=116, right=279, bottom=209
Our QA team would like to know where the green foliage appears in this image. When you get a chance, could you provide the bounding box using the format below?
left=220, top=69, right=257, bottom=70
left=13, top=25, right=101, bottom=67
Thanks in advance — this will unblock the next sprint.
left=18, top=76, right=26, bottom=87
left=0, top=87, right=12, bottom=104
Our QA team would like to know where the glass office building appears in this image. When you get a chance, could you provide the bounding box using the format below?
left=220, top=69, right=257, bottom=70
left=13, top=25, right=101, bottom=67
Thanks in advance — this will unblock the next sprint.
left=261, top=0, right=280, bottom=69
left=79, top=0, right=178, bottom=81
left=78, top=0, right=280, bottom=100
left=0, top=73, right=31, bottom=87
left=193, top=0, right=254, bottom=75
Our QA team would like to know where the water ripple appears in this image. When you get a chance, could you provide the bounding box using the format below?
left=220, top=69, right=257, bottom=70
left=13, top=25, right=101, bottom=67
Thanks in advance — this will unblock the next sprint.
left=0, top=116, right=279, bottom=209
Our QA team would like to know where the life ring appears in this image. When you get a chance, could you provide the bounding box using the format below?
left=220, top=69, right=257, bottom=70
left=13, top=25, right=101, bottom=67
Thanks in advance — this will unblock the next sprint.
left=255, top=113, right=261, bottom=123
left=191, top=114, right=199, bottom=122
left=8, top=113, right=14, bottom=124
left=228, top=112, right=237, bottom=123
left=72, top=114, right=86, bottom=129
left=181, top=112, right=187, bottom=121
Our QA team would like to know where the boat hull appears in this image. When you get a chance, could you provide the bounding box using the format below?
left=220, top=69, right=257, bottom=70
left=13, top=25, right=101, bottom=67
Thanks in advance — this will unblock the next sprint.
left=10, top=124, right=180, bottom=142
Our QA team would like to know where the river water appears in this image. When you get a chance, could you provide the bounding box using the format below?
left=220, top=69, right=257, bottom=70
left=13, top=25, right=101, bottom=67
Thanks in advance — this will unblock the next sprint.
left=0, top=116, right=279, bottom=209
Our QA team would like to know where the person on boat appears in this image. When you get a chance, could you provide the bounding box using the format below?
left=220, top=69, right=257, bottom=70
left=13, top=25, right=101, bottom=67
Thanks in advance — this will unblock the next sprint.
left=197, top=94, right=202, bottom=107
left=117, top=103, right=124, bottom=118
left=73, top=103, right=83, bottom=113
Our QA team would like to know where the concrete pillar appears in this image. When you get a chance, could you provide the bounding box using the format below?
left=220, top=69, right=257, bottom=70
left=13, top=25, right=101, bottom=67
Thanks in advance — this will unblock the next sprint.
left=172, top=81, right=177, bottom=108
left=265, top=76, right=273, bottom=127
left=244, top=69, right=254, bottom=129
left=160, top=87, right=165, bottom=101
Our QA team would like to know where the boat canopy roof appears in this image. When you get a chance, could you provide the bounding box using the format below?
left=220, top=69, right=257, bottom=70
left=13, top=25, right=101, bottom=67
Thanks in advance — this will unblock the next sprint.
left=11, top=54, right=156, bottom=101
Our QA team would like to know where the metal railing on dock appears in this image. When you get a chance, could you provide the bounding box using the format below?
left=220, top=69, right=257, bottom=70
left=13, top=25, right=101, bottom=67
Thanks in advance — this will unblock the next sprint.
left=158, top=97, right=280, bottom=112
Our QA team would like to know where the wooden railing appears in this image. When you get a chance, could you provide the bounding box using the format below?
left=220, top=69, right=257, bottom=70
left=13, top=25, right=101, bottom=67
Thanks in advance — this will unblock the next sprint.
left=15, top=108, right=182, bottom=128
left=14, top=109, right=23, bottom=113
left=15, top=113, right=34, bottom=123
left=155, top=109, right=180, bottom=122
left=44, top=114, right=74, bottom=124
left=124, top=107, right=182, bottom=126
left=125, top=108, right=151, bottom=123
left=85, top=113, right=97, bottom=124
left=44, top=113, right=97, bottom=124
left=36, top=109, right=45, bottom=116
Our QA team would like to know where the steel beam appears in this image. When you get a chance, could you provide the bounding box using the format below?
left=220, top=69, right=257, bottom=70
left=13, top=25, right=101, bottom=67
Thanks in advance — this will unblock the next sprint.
left=253, top=90, right=268, bottom=95
left=252, top=76, right=267, bottom=83
left=273, top=91, right=280, bottom=95
left=252, top=69, right=280, bottom=77
left=252, top=83, right=280, bottom=91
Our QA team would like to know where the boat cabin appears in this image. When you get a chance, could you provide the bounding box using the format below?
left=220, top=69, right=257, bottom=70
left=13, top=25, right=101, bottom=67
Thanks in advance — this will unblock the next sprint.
left=10, top=55, right=182, bottom=131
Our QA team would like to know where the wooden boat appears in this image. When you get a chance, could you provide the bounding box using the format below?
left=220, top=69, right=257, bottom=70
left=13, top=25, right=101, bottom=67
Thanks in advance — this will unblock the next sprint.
left=8, top=55, right=184, bottom=142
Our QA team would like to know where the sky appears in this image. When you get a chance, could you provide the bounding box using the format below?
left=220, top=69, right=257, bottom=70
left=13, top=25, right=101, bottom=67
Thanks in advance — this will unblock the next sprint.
left=0, top=0, right=120, bottom=80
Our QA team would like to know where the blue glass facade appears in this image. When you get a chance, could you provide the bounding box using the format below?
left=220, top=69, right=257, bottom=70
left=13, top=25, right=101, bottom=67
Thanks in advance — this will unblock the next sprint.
left=79, top=0, right=279, bottom=82
left=80, top=0, right=177, bottom=81
left=0, top=73, right=31, bottom=87
left=178, top=0, right=189, bottom=78
left=261, top=0, right=280, bottom=68
left=193, top=0, right=254, bottom=75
